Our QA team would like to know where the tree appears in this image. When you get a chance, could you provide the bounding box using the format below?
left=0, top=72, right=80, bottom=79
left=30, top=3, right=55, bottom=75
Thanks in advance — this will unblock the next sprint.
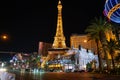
left=111, top=23, right=120, bottom=42
left=85, top=17, right=111, bottom=71
left=106, top=38, right=120, bottom=70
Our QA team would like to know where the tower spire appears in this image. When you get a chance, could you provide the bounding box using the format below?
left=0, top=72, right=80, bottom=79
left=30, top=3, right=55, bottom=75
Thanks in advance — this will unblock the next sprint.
left=52, top=0, right=66, bottom=48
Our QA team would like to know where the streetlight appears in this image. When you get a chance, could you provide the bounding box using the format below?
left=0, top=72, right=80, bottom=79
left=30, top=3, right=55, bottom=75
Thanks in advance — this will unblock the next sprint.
left=2, top=35, right=7, bottom=40
left=0, top=34, right=9, bottom=41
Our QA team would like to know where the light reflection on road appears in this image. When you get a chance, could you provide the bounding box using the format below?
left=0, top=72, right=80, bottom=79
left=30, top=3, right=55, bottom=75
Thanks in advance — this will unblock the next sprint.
left=13, top=71, right=120, bottom=80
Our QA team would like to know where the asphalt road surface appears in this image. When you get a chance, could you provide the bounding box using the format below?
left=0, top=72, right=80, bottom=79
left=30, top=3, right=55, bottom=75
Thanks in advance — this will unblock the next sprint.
left=14, top=72, right=120, bottom=80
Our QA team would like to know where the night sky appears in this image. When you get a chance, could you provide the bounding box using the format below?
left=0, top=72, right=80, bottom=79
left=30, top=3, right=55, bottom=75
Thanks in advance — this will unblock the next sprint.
left=0, top=0, right=106, bottom=53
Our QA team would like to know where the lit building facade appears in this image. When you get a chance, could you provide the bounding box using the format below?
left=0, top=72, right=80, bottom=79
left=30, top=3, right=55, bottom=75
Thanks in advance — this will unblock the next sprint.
left=74, top=48, right=98, bottom=71
left=70, top=34, right=97, bottom=54
left=38, top=42, right=52, bottom=56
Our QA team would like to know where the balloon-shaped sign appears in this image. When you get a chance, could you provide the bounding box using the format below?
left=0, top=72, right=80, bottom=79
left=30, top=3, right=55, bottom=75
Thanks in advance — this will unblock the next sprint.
left=104, top=0, right=120, bottom=23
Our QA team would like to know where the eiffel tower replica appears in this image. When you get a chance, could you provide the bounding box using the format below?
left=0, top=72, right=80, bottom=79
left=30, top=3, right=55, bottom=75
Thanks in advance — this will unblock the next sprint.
left=48, top=0, right=69, bottom=56
left=52, top=0, right=66, bottom=49
left=41, top=0, right=69, bottom=68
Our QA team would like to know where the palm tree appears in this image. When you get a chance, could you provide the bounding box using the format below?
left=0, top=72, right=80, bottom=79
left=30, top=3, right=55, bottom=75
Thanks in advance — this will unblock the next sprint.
left=106, top=38, right=120, bottom=70
left=85, top=24, right=102, bottom=72
left=85, top=17, right=111, bottom=71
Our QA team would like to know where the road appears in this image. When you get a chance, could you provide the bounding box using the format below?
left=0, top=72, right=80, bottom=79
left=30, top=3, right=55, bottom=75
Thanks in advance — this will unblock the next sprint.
left=14, top=71, right=120, bottom=80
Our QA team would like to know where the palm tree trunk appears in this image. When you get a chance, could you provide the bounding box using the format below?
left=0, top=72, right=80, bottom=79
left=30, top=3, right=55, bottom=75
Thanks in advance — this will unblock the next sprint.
left=96, top=40, right=102, bottom=72
left=103, top=48, right=110, bottom=71
left=99, top=31, right=110, bottom=71
left=111, top=54, right=115, bottom=70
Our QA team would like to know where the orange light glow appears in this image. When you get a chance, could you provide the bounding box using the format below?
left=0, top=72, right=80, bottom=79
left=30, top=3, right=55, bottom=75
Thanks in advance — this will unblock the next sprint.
left=83, top=40, right=87, bottom=43
left=0, top=34, right=9, bottom=40
left=2, top=35, right=7, bottom=39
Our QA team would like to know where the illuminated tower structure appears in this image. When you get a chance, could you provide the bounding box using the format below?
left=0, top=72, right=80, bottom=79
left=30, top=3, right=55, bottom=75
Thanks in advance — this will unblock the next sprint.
left=41, top=0, right=69, bottom=68
left=52, top=0, right=66, bottom=48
